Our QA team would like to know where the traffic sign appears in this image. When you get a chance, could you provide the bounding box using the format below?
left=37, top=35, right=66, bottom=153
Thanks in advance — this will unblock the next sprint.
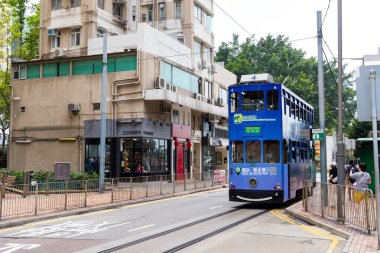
left=312, top=129, right=324, bottom=141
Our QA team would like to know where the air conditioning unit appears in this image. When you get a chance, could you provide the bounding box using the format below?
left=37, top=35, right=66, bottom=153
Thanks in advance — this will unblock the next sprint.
left=113, top=0, right=122, bottom=3
left=171, top=85, right=177, bottom=92
left=193, top=93, right=202, bottom=101
left=53, top=48, right=66, bottom=57
left=207, top=98, right=214, bottom=105
left=155, top=76, right=166, bottom=89
left=68, top=103, right=81, bottom=113
left=208, top=64, right=217, bottom=74
left=202, top=96, right=207, bottom=102
left=198, top=60, right=208, bottom=70
left=47, top=29, right=58, bottom=37
left=216, top=98, right=224, bottom=107
left=166, top=83, right=172, bottom=90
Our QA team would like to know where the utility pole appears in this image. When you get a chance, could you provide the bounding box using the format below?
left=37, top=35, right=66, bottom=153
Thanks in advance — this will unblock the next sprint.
left=369, top=70, right=380, bottom=249
left=99, top=33, right=108, bottom=192
left=336, top=0, right=345, bottom=220
left=317, top=11, right=328, bottom=205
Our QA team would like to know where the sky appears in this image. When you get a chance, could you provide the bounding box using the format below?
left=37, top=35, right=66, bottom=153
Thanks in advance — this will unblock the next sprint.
left=213, top=0, right=380, bottom=75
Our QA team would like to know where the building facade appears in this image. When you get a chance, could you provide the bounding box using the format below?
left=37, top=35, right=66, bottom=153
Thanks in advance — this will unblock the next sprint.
left=9, top=0, right=236, bottom=177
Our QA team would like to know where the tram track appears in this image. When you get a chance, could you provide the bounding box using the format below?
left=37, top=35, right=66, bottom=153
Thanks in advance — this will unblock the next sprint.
left=99, top=208, right=270, bottom=253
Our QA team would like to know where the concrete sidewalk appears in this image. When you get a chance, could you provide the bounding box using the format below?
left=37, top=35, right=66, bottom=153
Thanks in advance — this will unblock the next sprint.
left=286, top=201, right=379, bottom=253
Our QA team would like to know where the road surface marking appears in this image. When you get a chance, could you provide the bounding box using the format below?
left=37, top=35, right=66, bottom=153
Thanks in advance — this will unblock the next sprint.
left=128, top=224, right=154, bottom=232
left=271, top=209, right=339, bottom=253
left=210, top=205, right=223, bottom=209
left=0, top=243, right=40, bottom=253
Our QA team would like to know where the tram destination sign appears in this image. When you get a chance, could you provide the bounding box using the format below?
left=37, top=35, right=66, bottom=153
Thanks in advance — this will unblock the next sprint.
left=245, top=126, right=261, bottom=134
left=312, top=129, right=324, bottom=141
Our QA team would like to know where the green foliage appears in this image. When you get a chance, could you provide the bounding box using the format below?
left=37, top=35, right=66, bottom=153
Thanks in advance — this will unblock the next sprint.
left=215, top=34, right=356, bottom=135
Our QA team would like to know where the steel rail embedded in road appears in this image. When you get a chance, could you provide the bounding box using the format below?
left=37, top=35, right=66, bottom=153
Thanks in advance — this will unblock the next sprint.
left=98, top=208, right=242, bottom=253
left=163, top=210, right=269, bottom=253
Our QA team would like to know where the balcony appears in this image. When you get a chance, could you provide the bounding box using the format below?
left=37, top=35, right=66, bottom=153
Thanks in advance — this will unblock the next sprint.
left=193, top=19, right=213, bottom=46
left=144, top=88, right=228, bottom=118
left=49, top=7, right=82, bottom=29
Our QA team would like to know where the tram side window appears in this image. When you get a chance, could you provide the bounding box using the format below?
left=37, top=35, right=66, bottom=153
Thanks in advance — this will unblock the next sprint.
left=291, top=98, right=295, bottom=119
left=283, top=140, right=288, bottom=164
left=291, top=141, right=297, bottom=163
left=231, top=141, right=244, bottom=163
left=267, top=90, right=279, bottom=110
left=242, top=91, right=264, bottom=111
left=264, top=140, right=280, bottom=163
left=230, top=92, right=239, bottom=112
left=287, top=96, right=291, bottom=117
left=246, top=140, right=261, bottom=163
left=296, top=100, right=300, bottom=120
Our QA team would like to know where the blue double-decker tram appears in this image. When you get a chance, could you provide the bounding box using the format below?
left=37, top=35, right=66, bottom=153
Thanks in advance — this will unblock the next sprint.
left=228, top=73, right=314, bottom=203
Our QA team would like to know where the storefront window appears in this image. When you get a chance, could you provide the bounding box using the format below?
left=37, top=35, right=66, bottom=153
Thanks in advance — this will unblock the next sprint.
left=203, top=146, right=214, bottom=171
left=85, top=139, right=111, bottom=175
left=120, top=138, right=169, bottom=175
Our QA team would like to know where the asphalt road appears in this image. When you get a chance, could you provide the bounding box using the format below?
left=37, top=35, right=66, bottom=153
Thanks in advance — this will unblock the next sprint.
left=0, top=188, right=346, bottom=253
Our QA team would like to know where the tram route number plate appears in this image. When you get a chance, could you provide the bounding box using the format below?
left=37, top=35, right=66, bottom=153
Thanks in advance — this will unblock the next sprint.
left=312, top=129, right=324, bottom=141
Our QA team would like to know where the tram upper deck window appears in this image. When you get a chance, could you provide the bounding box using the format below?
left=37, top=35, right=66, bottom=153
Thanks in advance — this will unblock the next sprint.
left=230, top=92, right=239, bottom=112
left=264, top=140, right=280, bottom=163
left=242, top=91, right=264, bottom=111
left=231, top=141, right=244, bottom=163
left=246, top=140, right=261, bottom=163
left=267, top=90, right=279, bottom=110
left=291, top=97, right=295, bottom=118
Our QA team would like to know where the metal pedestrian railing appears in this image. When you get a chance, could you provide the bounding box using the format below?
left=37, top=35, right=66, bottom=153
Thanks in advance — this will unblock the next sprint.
left=0, top=170, right=226, bottom=220
left=303, top=180, right=376, bottom=232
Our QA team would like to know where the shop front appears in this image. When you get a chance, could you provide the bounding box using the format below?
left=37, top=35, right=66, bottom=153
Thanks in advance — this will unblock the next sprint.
left=84, top=118, right=171, bottom=177
left=172, top=124, right=191, bottom=179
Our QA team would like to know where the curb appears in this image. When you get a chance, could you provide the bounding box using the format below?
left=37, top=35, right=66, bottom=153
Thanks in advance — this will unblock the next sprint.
left=284, top=204, right=351, bottom=240
left=0, top=184, right=226, bottom=229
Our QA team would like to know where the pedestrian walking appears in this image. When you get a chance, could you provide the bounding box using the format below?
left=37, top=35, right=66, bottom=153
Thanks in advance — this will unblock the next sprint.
left=328, top=161, right=338, bottom=207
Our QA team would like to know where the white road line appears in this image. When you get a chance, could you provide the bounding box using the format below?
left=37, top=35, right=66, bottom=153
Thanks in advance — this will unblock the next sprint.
left=128, top=224, right=155, bottom=232
left=210, top=205, right=223, bottom=209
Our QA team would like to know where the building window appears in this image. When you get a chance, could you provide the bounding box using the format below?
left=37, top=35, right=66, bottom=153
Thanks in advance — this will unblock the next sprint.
left=97, top=0, right=104, bottom=9
left=18, top=65, right=26, bottom=79
left=70, top=28, right=80, bottom=47
left=194, top=41, right=201, bottom=57
left=205, top=12, right=213, bottom=32
left=205, top=81, right=212, bottom=99
left=175, top=0, right=181, bottom=19
left=172, top=110, right=179, bottom=124
left=159, top=3, right=165, bottom=20
left=148, top=5, right=153, bottom=22
left=50, top=31, right=61, bottom=49
left=219, top=87, right=228, bottom=104
left=113, top=3, right=122, bottom=18
left=51, top=0, right=61, bottom=10
left=215, top=152, right=222, bottom=165
left=93, top=103, right=100, bottom=110
left=204, top=46, right=211, bottom=65
left=71, top=0, right=80, bottom=7
left=194, top=4, right=201, bottom=21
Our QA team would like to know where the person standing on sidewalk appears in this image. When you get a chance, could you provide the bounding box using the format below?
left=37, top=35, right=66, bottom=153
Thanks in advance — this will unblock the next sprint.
left=345, top=160, right=359, bottom=201
left=328, top=161, right=338, bottom=207
left=349, top=163, right=371, bottom=203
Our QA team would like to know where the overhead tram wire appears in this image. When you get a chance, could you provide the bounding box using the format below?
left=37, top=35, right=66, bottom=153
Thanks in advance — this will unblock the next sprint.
left=213, top=1, right=254, bottom=40
left=322, top=0, right=332, bottom=27
left=322, top=48, right=357, bottom=121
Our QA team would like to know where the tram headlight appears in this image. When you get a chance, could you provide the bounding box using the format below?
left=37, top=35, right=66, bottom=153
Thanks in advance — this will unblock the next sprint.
left=249, top=178, right=258, bottom=188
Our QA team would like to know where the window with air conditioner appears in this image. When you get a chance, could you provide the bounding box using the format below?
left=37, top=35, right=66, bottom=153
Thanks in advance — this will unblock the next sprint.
left=51, top=0, right=61, bottom=10
left=70, top=28, right=80, bottom=47
left=50, top=31, right=61, bottom=49
left=175, top=1, right=181, bottom=19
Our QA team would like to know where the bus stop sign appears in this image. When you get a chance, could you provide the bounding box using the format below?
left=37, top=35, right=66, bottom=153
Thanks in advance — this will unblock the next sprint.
left=312, top=129, right=324, bottom=141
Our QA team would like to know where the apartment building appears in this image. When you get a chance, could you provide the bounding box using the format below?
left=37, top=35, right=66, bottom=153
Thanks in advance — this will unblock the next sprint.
left=9, top=0, right=236, bottom=177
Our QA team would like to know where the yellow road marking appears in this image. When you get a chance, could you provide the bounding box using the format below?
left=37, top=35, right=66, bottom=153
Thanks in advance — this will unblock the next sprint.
left=270, top=209, right=339, bottom=253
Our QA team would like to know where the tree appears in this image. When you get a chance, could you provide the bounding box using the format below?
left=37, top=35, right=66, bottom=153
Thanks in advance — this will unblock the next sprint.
left=215, top=34, right=356, bottom=135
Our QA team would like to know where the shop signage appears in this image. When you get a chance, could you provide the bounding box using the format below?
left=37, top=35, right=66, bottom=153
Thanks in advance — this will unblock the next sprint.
left=312, top=129, right=324, bottom=141
left=172, top=123, right=191, bottom=139
left=233, top=114, right=276, bottom=124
